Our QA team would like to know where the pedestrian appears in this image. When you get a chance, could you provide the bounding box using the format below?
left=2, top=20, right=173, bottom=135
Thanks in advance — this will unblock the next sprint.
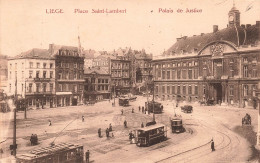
left=30, top=134, right=33, bottom=145
left=85, top=150, right=90, bottom=163
left=211, top=139, right=215, bottom=151
left=121, top=109, right=123, bottom=115
left=142, top=107, right=144, bottom=113
left=139, top=106, right=141, bottom=112
left=124, top=120, right=127, bottom=128
left=48, top=120, right=52, bottom=126
left=109, top=123, right=112, bottom=131
left=98, top=128, right=101, bottom=137
left=132, top=108, right=134, bottom=113
left=106, top=128, right=109, bottom=138
left=141, top=122, right=144, bottom=128
left=82, top=115, right=85, bottom=122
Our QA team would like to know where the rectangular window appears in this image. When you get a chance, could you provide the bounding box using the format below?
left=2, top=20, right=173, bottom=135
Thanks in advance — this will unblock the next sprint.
left=182, top=69, right=186, bottom=79
left=188, top=85, right=192, bottom=94
left=195, top=85, right=198, bottom=95
left=243, top=85, right=248, bottom=96
left=43, top=63, right=46, bottom=68
left=30, top=62, right=33, bottom=68
left=50, top=63, right=53, bottom=68
left=177, top=85, right=181, bottom=94
left=194, top=68, right=198, bottom=79
left=36, top=71, right=40, bottom=78
left=243, top=65, right=248, bottom=77
left=155, top=86, right=159, bottom=94
left=43, top=83, right=46, bottom=92
left=36, top=83, right=40, bottom=92
left=50, top=83, right=53, bottom=92
left=37, top=63, right=40, bottom=68
left=162, top=86, right=165, bottom=93
left=229, top=85, right=234, bottom=96
left=58, top=84, right=62, bottom=91
left=183, top=85, right=186, bottom=95
left=172, top=70, right=175, bottom=79
left=74, top=63, right=77, bottom=68
left=162, top=71, right=166, bottom=79
left=230, top=69, right=234, bottom=77
left=203, top=68, right=207, bottom=76
left=177, top=70, right=181, bottom=79
left=29, top=83, right=32, bottom=93
left=252, top=69, right=257, bottom=78
left=50, top=71, right=53, bottom=78
left=43, top=71, right=46, bottom=78
left=167, top=86, right=170, bottom=94
left=172, top=86, right=175, bottom=94
left=167, top=71, right=170, bottom=79
left=188, top=69, right=192, bottom=79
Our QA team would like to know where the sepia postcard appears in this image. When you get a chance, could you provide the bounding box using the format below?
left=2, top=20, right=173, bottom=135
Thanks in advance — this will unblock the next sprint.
left=0, top=0, right=260, bottom=162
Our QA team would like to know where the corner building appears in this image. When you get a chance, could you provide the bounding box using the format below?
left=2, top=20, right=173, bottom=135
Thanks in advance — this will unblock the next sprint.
left=152, top=6, right=260, bottom=108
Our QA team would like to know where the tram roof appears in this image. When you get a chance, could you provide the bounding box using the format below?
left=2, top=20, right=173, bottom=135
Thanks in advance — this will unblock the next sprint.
left=16, top=143, right=82, bottom=160
left=136, top=123, right=165, bottom=131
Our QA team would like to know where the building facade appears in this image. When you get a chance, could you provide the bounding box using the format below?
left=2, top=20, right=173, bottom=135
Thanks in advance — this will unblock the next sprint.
left=49, top=44, right=85, bottom=107
left=84, top=67, right=111, bottom=102
left=135, top=52, right=153, bottom=84
left=153, top=6, right=260, bottom=108
left=8, top=49, right=56, bottom=109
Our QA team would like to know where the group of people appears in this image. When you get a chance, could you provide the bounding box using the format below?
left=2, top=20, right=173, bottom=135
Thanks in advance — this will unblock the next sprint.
left=138, top=106, right=149, bottom=114
left=98, top=123, right=114, bottom=138
left=30, top=134, right=38, bottom=145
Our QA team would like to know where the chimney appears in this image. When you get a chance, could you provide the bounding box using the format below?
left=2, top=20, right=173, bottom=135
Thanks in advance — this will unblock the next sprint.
left=49, top=44, right=54, bottom=55
left=241, top=24, right=245, bottom=28
left=246, top=24, right=251, bottom=28
left=213, top=25, right=218, bottom=33
left=201, top=33, right=204, bottom=36
left=256, top=21, right=260, bottom=27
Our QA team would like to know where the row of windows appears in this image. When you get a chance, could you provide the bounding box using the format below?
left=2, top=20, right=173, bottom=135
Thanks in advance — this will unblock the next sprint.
left=154, top=61, right=198, bottom=69
left=111, top=71, right=129, bottom=78
left=57, top=71, right=83, bottom=80
left=57, top=84, right=83, bottom=92
left=58, top=49, right=80, bottom=57
left=111, top=63, right=129, bottom=69
left=56, top=62, right=83, bottom=69
left=29, top=62, right=54, bottom=69
left=155, top=85, right=199, bottom=95
left=155, top=69, right=198, bottom=80
left=85, top=85, right=109, bottom=91
left=29, top=71, right=54, bottom=79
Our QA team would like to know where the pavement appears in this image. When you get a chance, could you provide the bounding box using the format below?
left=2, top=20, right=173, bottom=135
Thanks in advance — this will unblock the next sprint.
left=0, top=96, right=259, bottom=163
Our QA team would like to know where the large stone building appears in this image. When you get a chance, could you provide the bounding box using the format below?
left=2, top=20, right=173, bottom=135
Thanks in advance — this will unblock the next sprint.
left=135, top=51, right=153, bottom=84
left=7, top=49, right=56, bottom=109
left=152, top=5, right=260, bottom=108
left=84, top=67, right=111, bottom=102
left=49, top=44, right=85, bottom=107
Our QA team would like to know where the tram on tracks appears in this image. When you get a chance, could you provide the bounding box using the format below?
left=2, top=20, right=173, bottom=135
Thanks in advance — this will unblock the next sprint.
left=119, top=97, right=130, bottom=106
left=170, top=117, right=185, bottom=133
left=16, top=143, right=84, bottom=163
left=135, top=123, right=167, bottom=147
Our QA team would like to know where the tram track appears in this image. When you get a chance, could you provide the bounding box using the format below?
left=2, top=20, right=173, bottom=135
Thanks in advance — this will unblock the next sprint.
left=155, top=114, right=236, bottom=163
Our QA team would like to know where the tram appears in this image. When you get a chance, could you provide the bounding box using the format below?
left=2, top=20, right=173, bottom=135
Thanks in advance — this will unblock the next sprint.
left=170, top=118, right=185, bottom=133
left=16, top=143, right=84, bottom=163
left=135, top=123, right=167, bottom=147
left=145, top=101, right=163, bottom=114
left=119, top=97, right=130, bottom=106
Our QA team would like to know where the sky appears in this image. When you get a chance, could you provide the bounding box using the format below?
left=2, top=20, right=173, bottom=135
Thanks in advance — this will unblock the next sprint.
left=0, top=0, right=259, bottom=57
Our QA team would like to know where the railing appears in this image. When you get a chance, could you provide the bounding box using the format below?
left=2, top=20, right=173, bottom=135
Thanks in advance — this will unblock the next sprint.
left=34, top=78, right=51, bottom=81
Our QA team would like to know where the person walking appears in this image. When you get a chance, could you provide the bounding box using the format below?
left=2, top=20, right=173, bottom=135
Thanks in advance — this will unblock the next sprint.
left=98, top=128, right=101, bottom=138
left=48, top=120, right=52, bottom=126
left=211, top=139, right=215, bottom=151
left=142, top=107, right=144, bottom=113
left=109, top=123, right=112, bottom=131
left=106, top=128, right=109, bottom=138
left=132, top=108, right=134, bottom=113
left=139, top=106, right=141, bottom=112
left=121, top=109, right=124, bottom=115
left=141, top=122, right=144, bottom=128
left=85, top=150, right=90, bottom=163
left=82, top=116, right=85, bottom=122
left=124, top=120, right=127, bottom=128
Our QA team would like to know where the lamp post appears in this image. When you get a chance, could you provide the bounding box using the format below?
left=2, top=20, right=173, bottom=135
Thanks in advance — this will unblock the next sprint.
left=152, top=81, right=155, bottom=122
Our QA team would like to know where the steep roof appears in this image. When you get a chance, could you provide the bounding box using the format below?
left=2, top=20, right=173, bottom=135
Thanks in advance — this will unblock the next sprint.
left=13, top=48, right=54, bottom=60
left=166, top=25, right=260, bottom=55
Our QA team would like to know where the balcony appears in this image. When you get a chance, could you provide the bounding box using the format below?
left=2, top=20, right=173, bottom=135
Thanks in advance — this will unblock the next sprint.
left=34, top=78, right=51, bottom=82
left=34, top=91, right=53, bottom=95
